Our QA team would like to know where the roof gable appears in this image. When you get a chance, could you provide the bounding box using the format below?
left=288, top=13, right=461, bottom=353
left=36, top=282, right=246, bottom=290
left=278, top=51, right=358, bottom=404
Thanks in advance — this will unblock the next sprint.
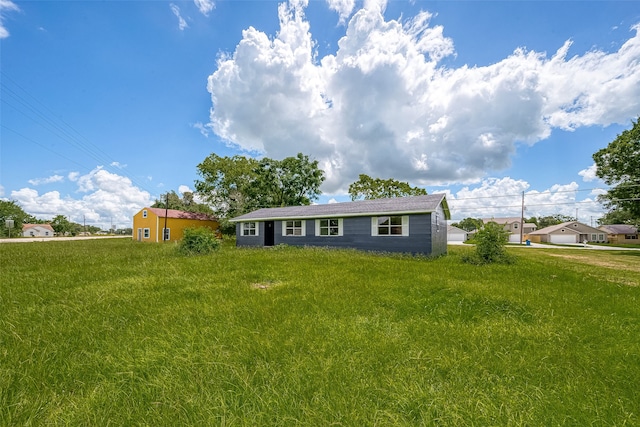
left=231, top=194, right=450, bottom=222
left=529, top=221, right=603, bottom=235
left=22, top=223, right=54, bottom=232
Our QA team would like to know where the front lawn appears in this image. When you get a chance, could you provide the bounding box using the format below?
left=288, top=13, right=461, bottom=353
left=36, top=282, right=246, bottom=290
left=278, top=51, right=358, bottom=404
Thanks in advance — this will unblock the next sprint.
left=1, top=239, right=638, bottom=425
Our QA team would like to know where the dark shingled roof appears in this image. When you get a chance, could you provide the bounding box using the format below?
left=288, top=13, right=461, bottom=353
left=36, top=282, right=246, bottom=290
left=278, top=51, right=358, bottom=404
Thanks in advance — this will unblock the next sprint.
left=230, top=194, right=450, bottom=222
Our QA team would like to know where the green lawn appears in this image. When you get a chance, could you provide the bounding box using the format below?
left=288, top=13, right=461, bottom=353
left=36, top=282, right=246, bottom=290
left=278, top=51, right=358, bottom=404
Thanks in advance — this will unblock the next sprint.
left=1, top=239, right=639, bottom=426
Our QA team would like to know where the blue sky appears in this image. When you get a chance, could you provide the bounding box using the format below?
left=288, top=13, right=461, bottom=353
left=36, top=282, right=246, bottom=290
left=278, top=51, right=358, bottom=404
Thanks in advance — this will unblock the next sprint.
left=1, top=0, right=639, bottom=229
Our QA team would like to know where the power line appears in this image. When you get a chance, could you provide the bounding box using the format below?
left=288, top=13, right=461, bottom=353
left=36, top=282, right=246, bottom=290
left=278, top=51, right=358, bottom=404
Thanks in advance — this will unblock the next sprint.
left=1, top=71, right=155, bottom=195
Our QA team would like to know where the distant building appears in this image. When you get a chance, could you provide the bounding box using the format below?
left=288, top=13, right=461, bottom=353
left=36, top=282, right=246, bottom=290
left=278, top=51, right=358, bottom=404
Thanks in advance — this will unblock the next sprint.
left=482, top=217, right=537, bottom=243
left=528, top=221, right=606, bottom=244
left=598, top=224, right=638, bottom=244
left=132, top=207, right=218, bottom=243
left=447, top=225, right=472, bottom=243
left=22, top=224, right=55, bottom=238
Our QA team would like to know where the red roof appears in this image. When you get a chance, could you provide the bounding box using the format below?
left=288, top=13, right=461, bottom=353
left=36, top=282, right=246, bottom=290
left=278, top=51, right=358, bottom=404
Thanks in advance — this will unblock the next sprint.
left=22, top=223, right=55, bottom=232
left=147, top=208, right=216, bottom=221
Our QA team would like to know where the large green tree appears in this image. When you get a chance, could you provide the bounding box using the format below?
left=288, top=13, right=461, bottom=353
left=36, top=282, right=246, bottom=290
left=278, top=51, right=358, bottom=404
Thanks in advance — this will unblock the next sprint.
left=248, top=153, right=324, bottom=208
left=0, top=200, right=36, bottom=238
left=194, top=152, right=325, bottom=218
left=51, top=215, right=73, bottom=236
left=195, top=154, right=259, bottom=218
left=527, top=214, right=575, bottom=229
left=593, top=118, right=640, bottom=223
left=151, top=190, right=214, bottom=214
left=452, top=217, right=484, bottom=232
left=348, top=174, right=427, bottom=201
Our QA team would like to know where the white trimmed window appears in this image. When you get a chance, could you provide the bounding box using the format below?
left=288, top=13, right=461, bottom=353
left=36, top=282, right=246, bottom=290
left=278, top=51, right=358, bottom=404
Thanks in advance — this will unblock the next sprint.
left=241, top=222, right=258, bottom=236
left=143, top=228, right=150, bottom=239
left=315, top=218, right=343, bottom=236
left=372, top=216, right=409, bottom=236
left=163, top=228, right=170, bottom=240
left=142, top=209, right=148, bottom=218
left=283, top=220, right=305, bottom=236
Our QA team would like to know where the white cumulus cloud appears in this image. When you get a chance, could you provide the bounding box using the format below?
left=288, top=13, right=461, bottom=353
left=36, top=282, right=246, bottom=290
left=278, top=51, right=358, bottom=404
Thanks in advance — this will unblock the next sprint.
left=11, top=167, right=152, bottom=229
left=445, top=178, right=604, bottom=223
left=27, top=175, right=64, bottom=186
left=206, top=1, right=640, bottom=194
left=578, top=163, right=599, bottom=182
left=0, top=0, right=19, bottom=39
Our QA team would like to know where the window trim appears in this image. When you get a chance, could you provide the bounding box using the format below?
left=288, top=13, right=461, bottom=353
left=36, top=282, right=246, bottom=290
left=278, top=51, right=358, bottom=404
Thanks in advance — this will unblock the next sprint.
left=142, top=209, right=148, bottom=218
left=143, top=228, right=150, bottom=239
left=371, top=215, right=409, bottom=236
left=162, top=228, right=170, bottom=241
left=241, top=222, right=259, bottom=236
left=282, top=220, right=306, bottom=237
left=315, top=218, right=343, bottom=237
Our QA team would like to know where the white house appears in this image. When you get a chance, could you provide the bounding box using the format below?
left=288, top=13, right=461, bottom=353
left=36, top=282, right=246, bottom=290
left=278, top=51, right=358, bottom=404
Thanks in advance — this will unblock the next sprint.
left=22, top=224, right=55, bottom=238
left=447, top=225, right=470, bottom=243
left=483, top=217, right=537, bottom=243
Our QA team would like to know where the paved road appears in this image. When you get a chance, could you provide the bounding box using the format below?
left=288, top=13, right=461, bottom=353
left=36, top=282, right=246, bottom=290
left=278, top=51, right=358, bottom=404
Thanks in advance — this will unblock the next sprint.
left=0, top=235, right=131, bottom=244
left=448, top=241, right=640, bottom=251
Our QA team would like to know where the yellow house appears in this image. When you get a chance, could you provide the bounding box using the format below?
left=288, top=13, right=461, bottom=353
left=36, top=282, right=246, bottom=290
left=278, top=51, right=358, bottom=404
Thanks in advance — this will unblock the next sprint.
left=132, top=207, right=218, bottom=243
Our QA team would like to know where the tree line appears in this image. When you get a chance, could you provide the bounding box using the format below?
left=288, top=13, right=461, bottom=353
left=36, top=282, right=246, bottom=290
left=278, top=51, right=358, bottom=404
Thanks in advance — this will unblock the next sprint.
left=2, top=118, right=638, bottom=238
left=0, top=201, right=130, bottom=238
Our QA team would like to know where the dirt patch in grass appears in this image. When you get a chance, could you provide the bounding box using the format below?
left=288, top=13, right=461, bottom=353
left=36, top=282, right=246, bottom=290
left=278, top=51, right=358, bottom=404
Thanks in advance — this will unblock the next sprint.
left=251, top=280, right=283, bottom=290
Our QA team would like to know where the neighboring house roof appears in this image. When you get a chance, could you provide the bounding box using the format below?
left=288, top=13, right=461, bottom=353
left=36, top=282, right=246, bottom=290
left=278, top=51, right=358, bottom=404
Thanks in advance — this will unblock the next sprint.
left=146, top=208, right=216, bottom=221
left=22, top=223, right=55, bottom=232
left=599, top=224, right=638, bottom=235
left=529, top=221, right=602, bottom=235
left=483, top=217, right=521, bottom=224
left=231, top=194, right=450, bottom=222
left=447, top=225, right=468, bottom=234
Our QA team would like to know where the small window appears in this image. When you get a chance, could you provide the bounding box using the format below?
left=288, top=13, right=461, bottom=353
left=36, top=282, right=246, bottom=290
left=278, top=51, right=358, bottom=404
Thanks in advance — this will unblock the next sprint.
left=143, top=228, right=150, bottom=239
left=372, top=216, right=408, bottom=236
left=598, top=234, right=604, bottom=241
left=591, top=234, right=597, bottom=241
left=241, top=222, right=258, bottom=236
left=316, top=218, right=342, bottom=236
left=283, top=220, right=305, bottom=236
left=513, top=222, right=519, bottom=229
left=142, top=210, right=148, bottom=218
left=163, top=228, right=170, bottom=241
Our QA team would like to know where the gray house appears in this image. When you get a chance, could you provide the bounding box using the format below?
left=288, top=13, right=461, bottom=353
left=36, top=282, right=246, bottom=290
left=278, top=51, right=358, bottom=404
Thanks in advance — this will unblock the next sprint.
left=230, top=194, right=451, bottom=256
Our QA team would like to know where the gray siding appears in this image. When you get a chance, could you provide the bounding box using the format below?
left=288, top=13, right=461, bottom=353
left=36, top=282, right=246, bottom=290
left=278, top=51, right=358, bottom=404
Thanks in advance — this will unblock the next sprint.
left=237, top=214, right=448, bottom=256
left=235, top=222, right=264, bottom=247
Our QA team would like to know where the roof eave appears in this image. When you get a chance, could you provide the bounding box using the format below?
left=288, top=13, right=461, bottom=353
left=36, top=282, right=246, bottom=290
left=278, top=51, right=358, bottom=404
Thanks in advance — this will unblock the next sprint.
left=230, top=208, right=441, bottom=223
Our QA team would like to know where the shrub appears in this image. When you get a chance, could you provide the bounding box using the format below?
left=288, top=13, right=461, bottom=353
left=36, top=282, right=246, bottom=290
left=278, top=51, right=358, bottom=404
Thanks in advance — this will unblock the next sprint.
left=462, top=221, right=514, bottom=265
left=178, top=227, right=221, bottom=255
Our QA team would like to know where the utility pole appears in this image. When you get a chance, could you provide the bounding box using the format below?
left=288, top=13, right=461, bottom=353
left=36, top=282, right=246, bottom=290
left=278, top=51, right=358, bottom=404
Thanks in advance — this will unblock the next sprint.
left=520, top=191, right=524, bottom=245
left=163, top=192, right=169, bottom=242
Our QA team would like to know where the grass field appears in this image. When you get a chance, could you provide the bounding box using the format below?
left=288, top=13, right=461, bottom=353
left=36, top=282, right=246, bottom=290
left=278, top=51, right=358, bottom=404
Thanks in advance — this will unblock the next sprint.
left=1, top=239, right=639, bottom=426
